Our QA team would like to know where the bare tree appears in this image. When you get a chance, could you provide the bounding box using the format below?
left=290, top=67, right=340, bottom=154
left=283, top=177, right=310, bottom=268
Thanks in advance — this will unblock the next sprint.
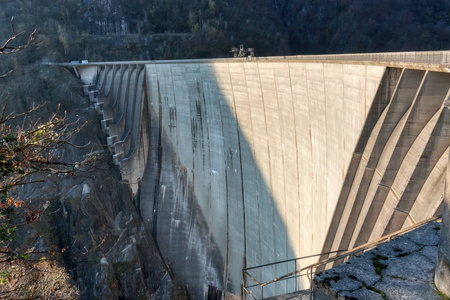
left=0, top=17, right=37, bottom=79
left=0, top=18, right=82, bottom=299
left=0, top=17, right=37, bottom=55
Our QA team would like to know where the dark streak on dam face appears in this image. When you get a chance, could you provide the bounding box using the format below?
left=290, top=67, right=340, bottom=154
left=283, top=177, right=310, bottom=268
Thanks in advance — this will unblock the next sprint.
left=71, top=54, right=449, bottom=299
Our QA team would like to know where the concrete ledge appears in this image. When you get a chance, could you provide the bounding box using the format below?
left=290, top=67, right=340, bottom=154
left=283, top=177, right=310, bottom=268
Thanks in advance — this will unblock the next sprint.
left=53, top=50, right=450, bottom=73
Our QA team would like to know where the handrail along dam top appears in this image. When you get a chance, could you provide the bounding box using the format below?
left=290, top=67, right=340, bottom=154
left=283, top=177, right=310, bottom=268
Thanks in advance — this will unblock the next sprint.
left=53, top=50, right=450, bottom=73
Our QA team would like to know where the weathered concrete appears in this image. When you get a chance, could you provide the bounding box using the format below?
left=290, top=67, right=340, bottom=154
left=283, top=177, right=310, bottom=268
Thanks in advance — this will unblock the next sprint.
left=314, top=221, right=443, bottom=300
left=435, top=149, right=450, bottom=297
left=71, top=52, right=450, bottom=299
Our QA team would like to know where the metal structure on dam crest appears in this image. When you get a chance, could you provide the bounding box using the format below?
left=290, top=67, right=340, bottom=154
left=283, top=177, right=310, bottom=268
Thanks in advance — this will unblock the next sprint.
left=62, top=51, right=450, bottom=299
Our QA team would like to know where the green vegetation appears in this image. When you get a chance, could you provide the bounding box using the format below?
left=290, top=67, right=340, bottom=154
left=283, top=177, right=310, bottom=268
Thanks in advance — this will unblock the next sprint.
left=372, top=254, right=388, bottom=277
left=367, top=285, right=387, bottom=300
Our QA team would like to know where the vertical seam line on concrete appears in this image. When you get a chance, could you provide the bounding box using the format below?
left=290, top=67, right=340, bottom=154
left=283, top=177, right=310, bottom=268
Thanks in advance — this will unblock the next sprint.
left=253, top=62, right=264, bottom=276
left=270, top=62, right=286, bottom=290
left=242, top=62, right=256, bottom=272
left=288, top=62, right=301, bottom=265
left=305, top=63, right=314, bottom=254
left=226, top=61, right=241, bottom=288
left=209, top=63, right=228, bottom=287
left=257, top=61, right=277, bottom=279
left=322, top=63, right=329, bottom=239
left=328, top=64, right=351, bottom=255
left=184, top=64, right=197, bottom=285
left=273, top=63, right=289, bottom=276
left=199, top=64, right=213, bottom=246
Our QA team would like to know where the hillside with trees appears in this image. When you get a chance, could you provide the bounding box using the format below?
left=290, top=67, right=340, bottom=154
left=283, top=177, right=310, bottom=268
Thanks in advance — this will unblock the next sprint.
left=3, top=0, right=450, bottom=64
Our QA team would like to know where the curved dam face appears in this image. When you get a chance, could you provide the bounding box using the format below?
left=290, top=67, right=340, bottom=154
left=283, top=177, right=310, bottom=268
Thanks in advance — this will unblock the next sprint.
left=74, top=55, right=449, bottom=299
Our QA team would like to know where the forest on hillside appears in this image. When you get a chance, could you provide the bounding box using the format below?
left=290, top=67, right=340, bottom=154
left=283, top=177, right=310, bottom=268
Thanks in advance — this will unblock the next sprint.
left=0, top=0, right=449, bottom=130
left=2, top=0, right=450, bottom=63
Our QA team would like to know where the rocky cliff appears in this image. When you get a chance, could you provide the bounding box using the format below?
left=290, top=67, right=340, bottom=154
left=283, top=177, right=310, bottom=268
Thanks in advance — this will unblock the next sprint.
left=10, top=66, right=187, bottom=299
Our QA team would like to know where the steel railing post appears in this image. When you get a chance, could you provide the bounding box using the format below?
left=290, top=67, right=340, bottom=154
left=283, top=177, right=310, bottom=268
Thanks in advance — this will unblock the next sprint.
left=294, top=260, right=298, bottom=292
left=310, top=266, right=313, bottom=300
left=242, top=270, right=245, bottom=299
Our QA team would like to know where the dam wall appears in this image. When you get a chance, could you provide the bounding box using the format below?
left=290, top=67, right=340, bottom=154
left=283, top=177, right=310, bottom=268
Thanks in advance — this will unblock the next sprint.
left=71, top=53, right=449, bottom=299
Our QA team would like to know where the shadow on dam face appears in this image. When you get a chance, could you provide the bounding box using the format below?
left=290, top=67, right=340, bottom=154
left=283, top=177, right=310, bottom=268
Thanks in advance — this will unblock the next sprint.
left=138, top=62, right=298, bottom=299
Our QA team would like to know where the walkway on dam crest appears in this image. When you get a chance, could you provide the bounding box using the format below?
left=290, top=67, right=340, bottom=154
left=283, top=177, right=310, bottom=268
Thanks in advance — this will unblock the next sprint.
left=54, top=50, right=450, bottom=72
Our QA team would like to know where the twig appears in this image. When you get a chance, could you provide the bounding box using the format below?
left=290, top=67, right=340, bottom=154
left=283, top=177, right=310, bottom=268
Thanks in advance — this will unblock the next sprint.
left=0, top=17, right=37, bottom=55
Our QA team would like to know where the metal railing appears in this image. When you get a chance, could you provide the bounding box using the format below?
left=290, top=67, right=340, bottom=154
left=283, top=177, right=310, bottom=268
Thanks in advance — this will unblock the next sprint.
left=246, top=51, right=450, bottom=68
left=242, top=216, right=440, bottom=299
left=294, top=51, right=450, bottom=65
left=52, top=51, right=450, bottom=68
left=242, top=249, right=347, bottom=299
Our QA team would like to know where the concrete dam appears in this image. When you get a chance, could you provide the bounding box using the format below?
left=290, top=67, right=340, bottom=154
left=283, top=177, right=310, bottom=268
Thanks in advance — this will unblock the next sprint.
left=70, top=52, right=450, bottom=299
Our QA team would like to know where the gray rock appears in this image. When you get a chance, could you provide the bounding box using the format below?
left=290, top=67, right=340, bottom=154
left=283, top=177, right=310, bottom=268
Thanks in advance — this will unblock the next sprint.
left=402, top=222, right=440, bottom=246
left=374, top=277, right=441, bottom=300
left=329, top=254, right=381, bottom=286
left=372, top=235, right=421, bottom=257
left=419, top=245, right=439, bottom=262
left=384, top=252, right=436, bottom=282
left=330, top=276, right=363, bottom=292
left=340, top=287, right=385, bottom=300
left=313, top=221, right=442, bottom=300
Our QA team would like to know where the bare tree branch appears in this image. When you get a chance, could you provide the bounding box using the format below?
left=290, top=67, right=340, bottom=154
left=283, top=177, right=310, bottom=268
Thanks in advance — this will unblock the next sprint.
left=0, top=17, right=37, bottom=56
left=0, top=70, right=13, bottom=79
left=0, top=102, right=45, bottom=124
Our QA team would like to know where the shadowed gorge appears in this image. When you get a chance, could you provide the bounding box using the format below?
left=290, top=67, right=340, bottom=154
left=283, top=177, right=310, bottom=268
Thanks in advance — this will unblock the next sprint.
left=68, top=53, right=449, bottom=299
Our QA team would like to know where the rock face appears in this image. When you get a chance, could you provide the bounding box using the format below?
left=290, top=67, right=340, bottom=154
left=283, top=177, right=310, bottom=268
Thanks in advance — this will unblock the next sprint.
left=314, top=221, right=443, bottom=300
left=435, top=150, right=450, bottom=297
left=13, top=78, right=186, bottom=299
